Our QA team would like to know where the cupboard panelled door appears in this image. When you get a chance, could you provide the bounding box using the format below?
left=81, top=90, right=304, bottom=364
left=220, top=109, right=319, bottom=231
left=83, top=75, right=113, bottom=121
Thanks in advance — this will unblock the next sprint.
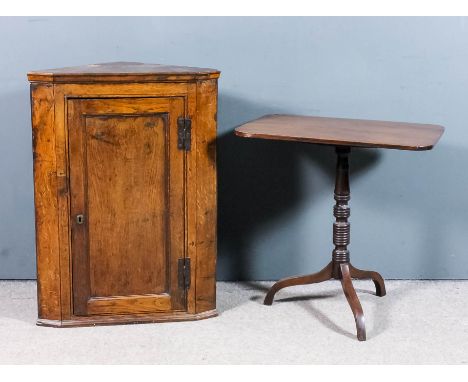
left=68, top=97, right=186, bottom=316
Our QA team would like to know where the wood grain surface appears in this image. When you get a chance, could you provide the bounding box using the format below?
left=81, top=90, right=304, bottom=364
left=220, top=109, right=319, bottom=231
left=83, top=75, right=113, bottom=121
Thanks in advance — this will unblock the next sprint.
left=28, top=62, right=220, bottom=83
left=68, top=97, right=185, bottom=316
left=235, top=114, right=444, bottom=150
left=30, top=83, right=62, bottom=321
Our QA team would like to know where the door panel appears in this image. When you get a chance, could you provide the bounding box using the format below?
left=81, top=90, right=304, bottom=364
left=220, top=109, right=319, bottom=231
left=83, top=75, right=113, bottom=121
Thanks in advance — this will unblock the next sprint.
left=86, top=114, right=167, bottom=297
left=68, top=97, right=186, bottom=316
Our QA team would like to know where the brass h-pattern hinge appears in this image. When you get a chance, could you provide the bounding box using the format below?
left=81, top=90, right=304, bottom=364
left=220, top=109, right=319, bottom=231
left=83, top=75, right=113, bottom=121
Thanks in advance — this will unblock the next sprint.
left=178, top=258, right=191, bottom=289
left=177, top=117, right=192, bottom=151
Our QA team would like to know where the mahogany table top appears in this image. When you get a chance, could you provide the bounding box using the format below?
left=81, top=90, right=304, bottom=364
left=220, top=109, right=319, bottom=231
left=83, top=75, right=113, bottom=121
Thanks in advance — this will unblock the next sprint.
left=235, top=114, right=444, bottom=150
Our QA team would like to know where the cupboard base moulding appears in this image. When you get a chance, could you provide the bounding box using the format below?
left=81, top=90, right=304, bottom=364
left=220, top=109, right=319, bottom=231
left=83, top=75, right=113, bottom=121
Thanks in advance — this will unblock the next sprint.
left=36, top=309, right=218, bottom=328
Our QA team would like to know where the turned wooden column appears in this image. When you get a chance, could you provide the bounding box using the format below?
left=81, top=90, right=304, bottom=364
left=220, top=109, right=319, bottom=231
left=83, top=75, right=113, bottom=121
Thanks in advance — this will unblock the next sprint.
left=332, top=146, right=351, bottom=278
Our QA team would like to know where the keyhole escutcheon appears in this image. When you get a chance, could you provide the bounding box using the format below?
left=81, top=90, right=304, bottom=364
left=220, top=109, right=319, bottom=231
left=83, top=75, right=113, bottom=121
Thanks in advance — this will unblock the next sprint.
left=76, top=214, right=85, bottom=225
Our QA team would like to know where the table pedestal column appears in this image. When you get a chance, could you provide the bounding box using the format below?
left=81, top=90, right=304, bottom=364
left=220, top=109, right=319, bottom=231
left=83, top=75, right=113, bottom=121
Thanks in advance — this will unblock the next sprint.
left=264, top=146, right=386, bottom=341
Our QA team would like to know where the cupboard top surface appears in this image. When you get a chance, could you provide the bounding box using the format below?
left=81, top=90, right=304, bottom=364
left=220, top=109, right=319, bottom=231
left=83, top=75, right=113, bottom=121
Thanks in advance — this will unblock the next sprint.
left=28, top=62, right=220, bottom=83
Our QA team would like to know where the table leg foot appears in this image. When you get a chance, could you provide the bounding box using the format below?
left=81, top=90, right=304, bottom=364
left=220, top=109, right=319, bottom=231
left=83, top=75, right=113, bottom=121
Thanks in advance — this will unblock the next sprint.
left=264, top=261, right=333, bottom=306
left=348, top=264, right=386, bottom=297
left=340, top=263, right=366, bottom=341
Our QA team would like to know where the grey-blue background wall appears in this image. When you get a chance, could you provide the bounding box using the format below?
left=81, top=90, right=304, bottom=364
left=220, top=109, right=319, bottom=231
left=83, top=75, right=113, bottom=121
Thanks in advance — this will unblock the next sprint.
left=0, top=16, right=466, bottom=279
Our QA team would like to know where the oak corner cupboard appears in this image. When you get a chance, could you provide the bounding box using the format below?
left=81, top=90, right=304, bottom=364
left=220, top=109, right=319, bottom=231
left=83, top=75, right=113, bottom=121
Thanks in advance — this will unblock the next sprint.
left=28, top=62, right=220, bottom=327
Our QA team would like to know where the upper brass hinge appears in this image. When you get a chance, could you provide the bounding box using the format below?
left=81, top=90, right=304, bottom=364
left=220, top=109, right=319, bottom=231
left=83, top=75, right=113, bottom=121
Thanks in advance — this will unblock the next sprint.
left=178, top=257, right=191, bottom=289
left=177, top=117, right=192, bottom=151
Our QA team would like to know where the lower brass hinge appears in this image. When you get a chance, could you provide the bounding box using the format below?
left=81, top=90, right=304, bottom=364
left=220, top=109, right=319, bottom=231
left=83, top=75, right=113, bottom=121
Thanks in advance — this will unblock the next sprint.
left=178, top=258, right=191, bottom=289
left=177, top=117, right=192, bottom=151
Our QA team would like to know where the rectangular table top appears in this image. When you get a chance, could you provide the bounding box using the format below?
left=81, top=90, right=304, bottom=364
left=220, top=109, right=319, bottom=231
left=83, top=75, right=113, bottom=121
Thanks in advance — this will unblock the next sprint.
left=235, top=114, right=444, bottom=151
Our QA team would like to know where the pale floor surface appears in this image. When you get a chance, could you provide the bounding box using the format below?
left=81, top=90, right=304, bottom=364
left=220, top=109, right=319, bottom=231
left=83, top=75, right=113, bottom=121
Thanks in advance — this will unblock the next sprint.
left=0, top=280, right=467, bottom=364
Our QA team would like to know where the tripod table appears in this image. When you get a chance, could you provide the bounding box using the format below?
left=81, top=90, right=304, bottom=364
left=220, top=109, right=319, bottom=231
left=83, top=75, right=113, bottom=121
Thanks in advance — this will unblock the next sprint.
left=235, top=114, right=444, bottom=341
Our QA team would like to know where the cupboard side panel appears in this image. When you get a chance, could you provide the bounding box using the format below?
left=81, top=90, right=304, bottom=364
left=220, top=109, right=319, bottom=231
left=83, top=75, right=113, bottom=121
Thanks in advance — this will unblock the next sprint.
left=53, top=85, right=73, bottom=320
left=185, top=84, right=198, bottom=314
left=31, top=83, right=61, bottom=321
left=195, top=79, right=218, bottom=313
